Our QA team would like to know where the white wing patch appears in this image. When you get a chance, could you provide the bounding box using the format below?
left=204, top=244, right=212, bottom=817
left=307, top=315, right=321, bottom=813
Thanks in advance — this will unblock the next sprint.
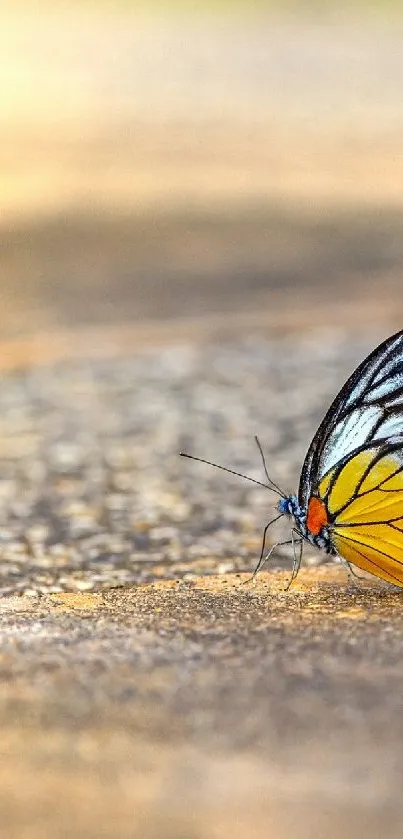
left=299, top=330, right=403, bottom=506
left=344, top=368, right=375, bottom=408
left=372, top=342, right=403, bottom=383
left=384, top=395, right=403, bottom=408
left=320, top=406, right=382, bottom=474
left=369, top=374, right=403, bottom=402
left=373, top=414, right=403, bottom=440
left=344, top=334, right=402, bottom=407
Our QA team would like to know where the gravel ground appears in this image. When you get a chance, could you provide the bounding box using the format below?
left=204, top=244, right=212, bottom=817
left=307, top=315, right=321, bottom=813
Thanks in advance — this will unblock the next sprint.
left=0, top=328, right=388, bottom=596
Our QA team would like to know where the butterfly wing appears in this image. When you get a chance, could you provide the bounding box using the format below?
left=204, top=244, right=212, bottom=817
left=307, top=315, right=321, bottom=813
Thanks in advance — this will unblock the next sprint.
left=299, top=329, right=403, bottom=508
left=299, top=328, right=403, bottom=586
left=316, top=440, right=403, bottom=586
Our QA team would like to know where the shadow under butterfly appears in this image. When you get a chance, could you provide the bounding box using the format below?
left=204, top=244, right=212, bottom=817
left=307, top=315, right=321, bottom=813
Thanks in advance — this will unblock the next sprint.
left=181, top=329, right=403, bottom=590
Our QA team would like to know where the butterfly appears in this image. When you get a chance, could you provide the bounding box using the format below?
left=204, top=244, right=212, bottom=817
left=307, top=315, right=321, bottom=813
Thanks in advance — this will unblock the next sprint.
left=180, top=329, right=403, bottom=589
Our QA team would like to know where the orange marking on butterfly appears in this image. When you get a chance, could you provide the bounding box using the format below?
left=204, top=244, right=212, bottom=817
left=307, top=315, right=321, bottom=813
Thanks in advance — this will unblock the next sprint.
left=307, top=496, right=329, bottom=536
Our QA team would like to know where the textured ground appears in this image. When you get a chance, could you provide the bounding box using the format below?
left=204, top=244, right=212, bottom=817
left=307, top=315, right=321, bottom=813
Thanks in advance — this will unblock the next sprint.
left=2, top=569, right=403, bottom=839
left=0, top=326, right=402, bottom=838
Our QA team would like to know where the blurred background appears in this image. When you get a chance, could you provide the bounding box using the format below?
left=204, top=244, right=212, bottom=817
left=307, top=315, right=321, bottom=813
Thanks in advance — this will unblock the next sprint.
left=2, top=7, right=403, bottom=839
left=2, top=0, right=403, bottom=346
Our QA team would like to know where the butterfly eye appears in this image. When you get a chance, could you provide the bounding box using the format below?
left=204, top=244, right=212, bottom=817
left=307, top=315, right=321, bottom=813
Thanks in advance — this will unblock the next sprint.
left=278, top=498, right=290, bottom=515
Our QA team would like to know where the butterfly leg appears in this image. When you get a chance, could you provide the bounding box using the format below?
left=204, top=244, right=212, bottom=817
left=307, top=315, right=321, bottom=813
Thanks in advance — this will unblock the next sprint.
left=284, top=530, right=304, bottom=591
left=245, top=537, right=294, bottom=584
left=341, top=558, right=366, bottom=586
left=242, top=514, right=284, bottom=584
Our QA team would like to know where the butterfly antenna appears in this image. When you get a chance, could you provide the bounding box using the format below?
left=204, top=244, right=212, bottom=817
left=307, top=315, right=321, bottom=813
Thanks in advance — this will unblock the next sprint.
left=179, top=452, right=283, bottom=496
left=254, top=436, right=285, bottom=497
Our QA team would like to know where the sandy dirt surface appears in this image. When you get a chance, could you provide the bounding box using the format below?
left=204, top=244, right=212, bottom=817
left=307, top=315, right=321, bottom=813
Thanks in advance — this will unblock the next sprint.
left=1, top=568, right=403, bottom=839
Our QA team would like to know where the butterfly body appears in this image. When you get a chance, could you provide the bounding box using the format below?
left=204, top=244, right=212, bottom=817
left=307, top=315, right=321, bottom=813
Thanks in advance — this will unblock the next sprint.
left=279, top=494, right=335, bottom=554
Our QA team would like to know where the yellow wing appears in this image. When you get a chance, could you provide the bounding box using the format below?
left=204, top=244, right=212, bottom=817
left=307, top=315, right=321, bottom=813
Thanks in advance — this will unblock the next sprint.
left=318, top=447, right=403, bottom=587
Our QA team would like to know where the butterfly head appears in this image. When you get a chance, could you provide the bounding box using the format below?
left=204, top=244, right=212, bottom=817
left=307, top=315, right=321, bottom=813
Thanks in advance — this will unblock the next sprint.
left=278, top=494, right=300, bottom=518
